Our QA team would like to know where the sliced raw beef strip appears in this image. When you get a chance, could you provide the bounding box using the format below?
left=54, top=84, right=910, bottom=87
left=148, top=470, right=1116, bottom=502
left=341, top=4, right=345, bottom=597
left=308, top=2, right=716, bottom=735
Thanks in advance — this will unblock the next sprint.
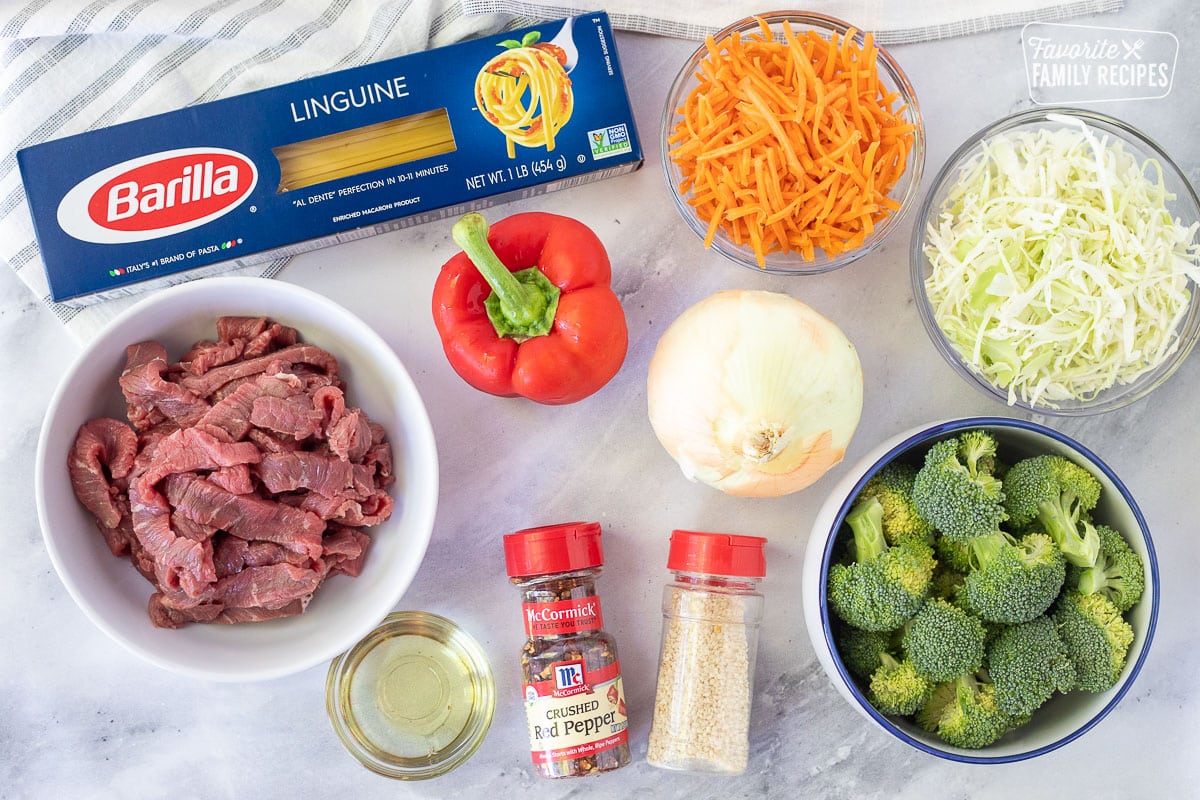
left=96, top=495, right=135, bottom=557
left=216, top=316, right=299, bottom=356
left=128, top=480, right=218, bottom=598
left=199, top=373, right=305, bottom=439
left=215, top=562, right=322, bottom=609
left=250, top=394, right=326, bottom=440
left=327, top=408, right=373, bottom=462
left=361, top=441, right=395, bottom=487
left=147, top=561, right=319, bottom=628
left=164, top=473, right=325, bottom=560
left=132, top=427, right=262, bottom=498
left=212, top=600, right=307, bottom=624
left=216, top=316, right=271, bottom=342
left=171, top=511, right=217, bottom=542
left=124, top=428, right=257, bottom=598
left=68, top=418, right=138, bottom=529
left=208, top=464, right=255, bottom=495
left=256, top=451, right=355, bottom=498
left=321, top=525, right=371, bottom=577
left=214, top=535, right=308, bottom=578
left=331, top=489, right=395, bottom=527
left=213, top=535, right=249, bottom=578
left=148, top=595, right=223, bottom=628
left=312, top=385, right=346, bottom=427
left=247, top=428, right=303, bottom=454
left=243, top=321, right=300, bottom=358
left=135, top=422, right=179, bottom=456
left=178, top=344, right=340, bottom=398
left=179, top=338, right=246, bottom=376
left=298, top=492, right=361, bottom=521
left=243, top=541, right=309, bottom=568
left=119, top=342, right=210, bottom=430
left=149, top=594, right=309, bottom=628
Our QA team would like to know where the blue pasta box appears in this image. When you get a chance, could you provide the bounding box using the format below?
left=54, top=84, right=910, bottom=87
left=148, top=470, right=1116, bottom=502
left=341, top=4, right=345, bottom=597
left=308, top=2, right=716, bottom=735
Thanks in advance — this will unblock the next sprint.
left=17, top=12, right=642, bottom=306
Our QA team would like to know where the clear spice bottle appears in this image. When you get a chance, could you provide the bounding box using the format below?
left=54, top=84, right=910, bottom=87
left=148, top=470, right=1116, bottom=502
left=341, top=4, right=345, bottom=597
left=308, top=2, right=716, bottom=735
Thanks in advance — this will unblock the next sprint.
left=646, top=529, right=767, bottom=775
left=503, top=521, right=631, bottom=778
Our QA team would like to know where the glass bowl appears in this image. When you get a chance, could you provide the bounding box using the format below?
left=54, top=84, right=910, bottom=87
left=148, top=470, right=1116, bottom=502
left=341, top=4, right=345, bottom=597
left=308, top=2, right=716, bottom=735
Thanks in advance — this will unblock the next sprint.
left=802, top=417, right=1158, bottom=763
left=661, top=12, right=925, bottom=274
left=326, top=611, right=496, bottom=780
left=911, top=107, right=1200, bottom=415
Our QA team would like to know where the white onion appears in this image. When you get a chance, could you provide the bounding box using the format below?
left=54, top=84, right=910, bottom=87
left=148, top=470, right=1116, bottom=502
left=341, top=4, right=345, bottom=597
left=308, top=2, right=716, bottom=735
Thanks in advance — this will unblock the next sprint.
left=647, top=290, right=863, bottom=497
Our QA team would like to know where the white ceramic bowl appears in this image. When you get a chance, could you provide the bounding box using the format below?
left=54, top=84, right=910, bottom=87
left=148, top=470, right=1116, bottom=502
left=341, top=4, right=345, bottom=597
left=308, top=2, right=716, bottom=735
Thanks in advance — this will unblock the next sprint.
left=802, top=417, right=1158, bottom=762
left=35, top=277, right=439, bottom=682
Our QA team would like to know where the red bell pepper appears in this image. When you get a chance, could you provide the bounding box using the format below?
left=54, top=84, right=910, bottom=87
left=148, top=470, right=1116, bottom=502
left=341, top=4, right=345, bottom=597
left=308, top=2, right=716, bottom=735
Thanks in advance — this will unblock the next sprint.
left=432, top=212, right=628, bottom=405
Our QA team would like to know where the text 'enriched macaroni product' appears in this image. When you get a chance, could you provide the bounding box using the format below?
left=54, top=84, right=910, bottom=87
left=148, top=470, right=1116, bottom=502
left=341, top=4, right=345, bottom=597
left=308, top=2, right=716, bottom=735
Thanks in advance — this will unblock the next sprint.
left=18, top=13, right=641, bottom=306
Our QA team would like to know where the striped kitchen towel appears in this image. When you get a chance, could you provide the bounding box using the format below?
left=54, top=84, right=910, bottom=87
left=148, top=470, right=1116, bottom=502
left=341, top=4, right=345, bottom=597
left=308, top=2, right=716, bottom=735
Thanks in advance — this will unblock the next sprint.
left=462, top=0, right=1124, bottom=43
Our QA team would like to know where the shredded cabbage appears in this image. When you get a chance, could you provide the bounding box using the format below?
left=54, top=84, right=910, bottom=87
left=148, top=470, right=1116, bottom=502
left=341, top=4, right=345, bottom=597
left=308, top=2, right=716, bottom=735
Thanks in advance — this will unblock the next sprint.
left=923, top=116, right=1200, bottom=408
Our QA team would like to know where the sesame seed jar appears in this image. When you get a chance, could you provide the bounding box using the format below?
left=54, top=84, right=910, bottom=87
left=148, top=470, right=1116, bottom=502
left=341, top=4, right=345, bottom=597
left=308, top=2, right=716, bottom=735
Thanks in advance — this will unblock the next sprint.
left=647, top=530, right=767, bottom=775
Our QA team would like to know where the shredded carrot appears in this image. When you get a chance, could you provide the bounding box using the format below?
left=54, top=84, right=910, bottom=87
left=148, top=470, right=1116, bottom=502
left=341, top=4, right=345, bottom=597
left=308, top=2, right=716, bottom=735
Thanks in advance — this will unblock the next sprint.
left=668, top=19, right=917, bottom=267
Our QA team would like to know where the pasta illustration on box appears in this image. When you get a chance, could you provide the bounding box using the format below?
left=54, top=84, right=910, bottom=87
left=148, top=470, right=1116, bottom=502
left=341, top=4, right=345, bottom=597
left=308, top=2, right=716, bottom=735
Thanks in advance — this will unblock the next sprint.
left=476, top=23, right=576, bottom=158
left=19, top=12, right=640, bottom=306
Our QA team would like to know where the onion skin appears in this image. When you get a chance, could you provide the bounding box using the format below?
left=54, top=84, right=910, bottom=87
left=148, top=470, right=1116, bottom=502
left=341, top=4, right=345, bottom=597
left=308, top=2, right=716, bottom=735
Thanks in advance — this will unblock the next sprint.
left=647, top=290, right=863, bottom=497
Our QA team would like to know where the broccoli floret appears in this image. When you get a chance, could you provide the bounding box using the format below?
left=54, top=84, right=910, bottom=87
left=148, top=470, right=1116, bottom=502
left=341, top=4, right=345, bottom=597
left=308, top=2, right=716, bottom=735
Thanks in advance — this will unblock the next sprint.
left=981, top=619, right=1006, bottom=649
left=902, top=598, right=987, bottom=682
left=867, top=653, right=933, bottom=715
left=828, top=496, right=936, bottom=632
left=959, top=429, right=1000, bottom=475
left=1053, top=591, right=1135, bottom=693
left=835, top=625, right=895, bottom=679
left=928, top=566, right=966, bottom=603
left=915, top=679, right=960, bottom=733
left=987, top=616, right=1076, bottom=717
left=1069, top=525, right=1145, bottom=612
left=959, top=531, right=1066, bottom=624
left=934, top=535, right=975, bottom=574
left=1002, top=455, right=1102, bottom=568
left=916, top=671, right=1015, bottom=749
left=912, top=432, right=1007, bottom=541
left=858, top=462, right=934, bottom=545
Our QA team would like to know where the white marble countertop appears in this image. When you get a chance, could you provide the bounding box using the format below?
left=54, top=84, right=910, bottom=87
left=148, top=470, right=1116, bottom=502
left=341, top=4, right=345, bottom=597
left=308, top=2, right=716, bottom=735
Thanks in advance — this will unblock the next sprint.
left=4, top=3, right=1199, bottom=798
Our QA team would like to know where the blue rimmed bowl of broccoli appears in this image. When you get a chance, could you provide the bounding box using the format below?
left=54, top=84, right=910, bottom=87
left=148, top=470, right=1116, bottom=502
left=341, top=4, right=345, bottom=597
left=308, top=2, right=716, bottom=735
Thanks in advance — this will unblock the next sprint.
left=802, top=417, right=1158, bottom=763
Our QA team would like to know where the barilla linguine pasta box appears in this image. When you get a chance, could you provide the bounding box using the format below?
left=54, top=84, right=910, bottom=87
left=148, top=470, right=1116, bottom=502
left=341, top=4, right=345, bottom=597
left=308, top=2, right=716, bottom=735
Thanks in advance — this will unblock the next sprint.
left=18, top=12, right=642, bottom=306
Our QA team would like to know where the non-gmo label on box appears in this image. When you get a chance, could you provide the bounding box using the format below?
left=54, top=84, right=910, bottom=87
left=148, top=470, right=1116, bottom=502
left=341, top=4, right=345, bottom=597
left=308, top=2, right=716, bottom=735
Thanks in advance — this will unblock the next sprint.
left=588, top=124, right=634, bottom=160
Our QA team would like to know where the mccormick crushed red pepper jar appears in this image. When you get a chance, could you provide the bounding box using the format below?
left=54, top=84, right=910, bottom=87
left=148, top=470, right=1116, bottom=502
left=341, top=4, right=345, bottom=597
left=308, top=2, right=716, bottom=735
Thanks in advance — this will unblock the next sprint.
left=503, top=521, right=631, bottom=778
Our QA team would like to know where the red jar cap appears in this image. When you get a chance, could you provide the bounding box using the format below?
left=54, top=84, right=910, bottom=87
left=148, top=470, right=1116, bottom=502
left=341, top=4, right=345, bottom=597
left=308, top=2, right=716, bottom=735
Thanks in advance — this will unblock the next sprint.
left=503, top=521, right=604, bottom=577
left=667, top=530, right=767, bottom=577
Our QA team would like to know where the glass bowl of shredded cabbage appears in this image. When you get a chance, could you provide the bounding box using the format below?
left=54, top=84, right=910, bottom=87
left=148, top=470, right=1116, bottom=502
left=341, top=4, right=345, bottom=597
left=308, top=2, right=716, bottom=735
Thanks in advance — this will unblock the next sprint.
left=662, top=12, right=925, bottom=273
left=911, top=107, right=1200, bottom=415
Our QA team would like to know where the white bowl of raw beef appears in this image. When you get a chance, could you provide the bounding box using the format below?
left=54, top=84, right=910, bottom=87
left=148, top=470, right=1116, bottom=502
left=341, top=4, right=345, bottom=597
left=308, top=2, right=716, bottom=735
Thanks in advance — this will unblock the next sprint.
left=34, top=277, right=439, bottom=682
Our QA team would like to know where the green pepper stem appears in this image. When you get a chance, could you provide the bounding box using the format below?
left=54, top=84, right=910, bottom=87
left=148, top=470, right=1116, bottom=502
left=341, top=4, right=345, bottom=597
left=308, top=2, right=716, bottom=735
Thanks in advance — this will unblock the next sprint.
left=452, top=213, right=560, bottom=339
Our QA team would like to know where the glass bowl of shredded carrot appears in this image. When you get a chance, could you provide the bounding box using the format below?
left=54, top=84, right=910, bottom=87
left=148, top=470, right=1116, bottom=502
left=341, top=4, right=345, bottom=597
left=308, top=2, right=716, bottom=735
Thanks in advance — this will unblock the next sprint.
left=911, top=107, right=1200, bottom=415
left=661, top=12, right=925, bottom=273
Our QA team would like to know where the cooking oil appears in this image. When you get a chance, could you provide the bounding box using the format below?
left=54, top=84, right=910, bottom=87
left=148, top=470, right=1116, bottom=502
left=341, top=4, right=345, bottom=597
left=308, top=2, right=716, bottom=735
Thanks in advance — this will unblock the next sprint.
left=326, top=611, right=495, bottom=779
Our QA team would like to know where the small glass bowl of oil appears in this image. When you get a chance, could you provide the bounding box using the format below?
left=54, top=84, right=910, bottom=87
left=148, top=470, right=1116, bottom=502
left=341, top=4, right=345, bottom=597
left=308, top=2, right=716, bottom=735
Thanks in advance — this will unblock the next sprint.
left=326, top=611, right=495, bottom=779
